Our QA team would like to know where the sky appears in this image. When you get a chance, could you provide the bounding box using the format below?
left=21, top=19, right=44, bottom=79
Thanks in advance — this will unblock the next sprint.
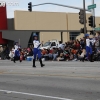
left=3, top=0, right=100, bottom=18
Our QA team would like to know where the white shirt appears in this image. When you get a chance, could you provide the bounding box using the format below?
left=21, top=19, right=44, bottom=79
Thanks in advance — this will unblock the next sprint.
left=33, top=40, right=41, bottom=49
left=9, top=48, right=15, bottom=57
left=91, top=38, right=96, bottom=45
left=86, top=38, right=95, bottom=47
left=58, top=44, right=64, bottom=50
left=14, top=45, right=18, bottom=50
left=12, top=48, right=15, bottom=53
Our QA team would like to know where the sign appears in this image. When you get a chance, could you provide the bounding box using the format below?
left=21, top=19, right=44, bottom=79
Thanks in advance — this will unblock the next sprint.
left=95, top=27, right=100, bottom=31
left=88, top=4, right=96, bottom=10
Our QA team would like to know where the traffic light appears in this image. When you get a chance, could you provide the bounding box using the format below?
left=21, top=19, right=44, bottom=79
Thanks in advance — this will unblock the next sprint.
left=80, top=28, right=84, bottom=33
left=90, top=30, right=93, bottom=35
left=88, top=16, right=93, bottom=27
left=90, top=30, right=96, bottom=35
left=28, top=2, right=32, bottom=12
left=79, top=10, right=84, bottom=24
left=80, top=28, right=87, bottom=33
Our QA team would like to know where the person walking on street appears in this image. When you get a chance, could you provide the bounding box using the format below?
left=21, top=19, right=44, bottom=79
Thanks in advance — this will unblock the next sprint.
left=13, top=48, right=21, bottom=63
left=32, top=34, right=45, bottom=68
left=85, top=34, right=95, bottom=62
left=13, top=42, right=22, bottom=63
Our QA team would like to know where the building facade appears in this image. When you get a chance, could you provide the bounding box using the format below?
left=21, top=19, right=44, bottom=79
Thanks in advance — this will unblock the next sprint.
left=1, top=10, right=100, bottom=48
left=0, top=5, right=8, bottom=44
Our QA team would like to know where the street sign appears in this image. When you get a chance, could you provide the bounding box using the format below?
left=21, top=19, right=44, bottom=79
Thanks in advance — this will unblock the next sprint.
left=88, top=4, right=96, bottom=10
left=95, top=27, right=100, bottom=31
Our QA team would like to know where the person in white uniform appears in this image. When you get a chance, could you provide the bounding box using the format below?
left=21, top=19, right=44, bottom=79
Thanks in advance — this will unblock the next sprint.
left=85, top=34, right=95, bottom=62
left=13, top=42, right=21, bottom=63
left=14, top=42, right=19, bottom=50
left=32, top=34, right=45, bottom=67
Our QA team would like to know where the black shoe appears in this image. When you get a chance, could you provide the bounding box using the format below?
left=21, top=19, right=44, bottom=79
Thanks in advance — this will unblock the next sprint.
left=89, top=54, right=94, bottom=62
left=39, top=58, right=45, bottom=67
left=41, top=64, right=45, bottom=67
left=32, top=59, right=36, bottom=68
left=32, top=65, right=36, bottom=68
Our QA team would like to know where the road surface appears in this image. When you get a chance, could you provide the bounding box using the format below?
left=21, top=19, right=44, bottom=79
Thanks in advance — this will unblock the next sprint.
left=0, top=60, right=100, bottom=100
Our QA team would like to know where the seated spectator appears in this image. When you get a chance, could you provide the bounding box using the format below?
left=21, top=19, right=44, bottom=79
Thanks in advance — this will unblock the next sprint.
left=57, top=53, right=64, bottom=61
left=24, top=52, right=27, bottom=60
left=71, top=47, right=78, bottom=61
left=69, top=53, right=74, bottom=60
left=43, top=49, right=49, bottom=61
left=96, top=48, right=100, bottom=61
left=63, top=47, right=70, bottom=61
left=80, top=38, right=85, bottom=49
left=52, top=48, right=58, bottom=61
left=48, top=48, right=53, bottom=60
left=20, top=50, right=24, bottom=61
left=27, top=47, right=31, bottom=52
left=41, top=49, right=46, bottom=55
left=9, top=48, right=14, bottom=61
left=57, top=47, right=63, bottom=57
left=76, top=41, right=80, bottom=49
left=78, top=49, right=86, bottom=61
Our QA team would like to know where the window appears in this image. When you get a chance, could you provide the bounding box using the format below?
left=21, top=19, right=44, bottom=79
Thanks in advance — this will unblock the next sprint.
left=43, top=42, right=51, bottom=47
left=51, top=42, right=56, bottom=46
left=70, top=32, right=80, bottom=40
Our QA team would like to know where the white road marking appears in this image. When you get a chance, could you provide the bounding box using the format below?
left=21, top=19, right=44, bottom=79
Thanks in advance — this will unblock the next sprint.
left=0, top=89, right=73, bottom=100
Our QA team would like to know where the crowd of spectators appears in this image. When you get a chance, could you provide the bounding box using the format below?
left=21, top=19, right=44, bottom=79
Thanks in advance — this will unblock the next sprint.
left=39, top=33, right=100, bottom=62
left=0, top=45, right=33, bottom=60
left=0, top=45, right=9, bottom=60
left=0, top=33, right=100, bottom=62
left=41, top=37, right=100, bottom=62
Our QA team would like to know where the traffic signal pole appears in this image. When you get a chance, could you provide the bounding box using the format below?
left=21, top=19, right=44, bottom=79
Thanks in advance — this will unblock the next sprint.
left=29, top=1, right=92, bottom=35
left=83, top=0, right=87, bottom=34
left=32, top=3, right=91, bottom=11
left=91, top=0, right=95, bottom=35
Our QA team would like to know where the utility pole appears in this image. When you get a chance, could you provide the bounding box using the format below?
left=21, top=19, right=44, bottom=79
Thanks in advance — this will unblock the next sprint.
left=91, top=0, right=95, bottom=35
left=83, top=0, right=87, bottom=34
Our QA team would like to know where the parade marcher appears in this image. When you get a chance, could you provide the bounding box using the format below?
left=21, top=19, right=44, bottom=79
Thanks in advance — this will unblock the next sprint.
left=85, top=34, right=95, bottom=62
left=13, top=48, right=21, bottom=63
left=14, top=42, right=19, bottom=50
left=13, top=42, right=22, bottom=63
left=32, top=34, right=45, bottom=67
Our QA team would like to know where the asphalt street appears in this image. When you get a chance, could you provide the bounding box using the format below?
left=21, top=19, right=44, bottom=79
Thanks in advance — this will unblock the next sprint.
left=0, top=60, right=100, bottom=100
